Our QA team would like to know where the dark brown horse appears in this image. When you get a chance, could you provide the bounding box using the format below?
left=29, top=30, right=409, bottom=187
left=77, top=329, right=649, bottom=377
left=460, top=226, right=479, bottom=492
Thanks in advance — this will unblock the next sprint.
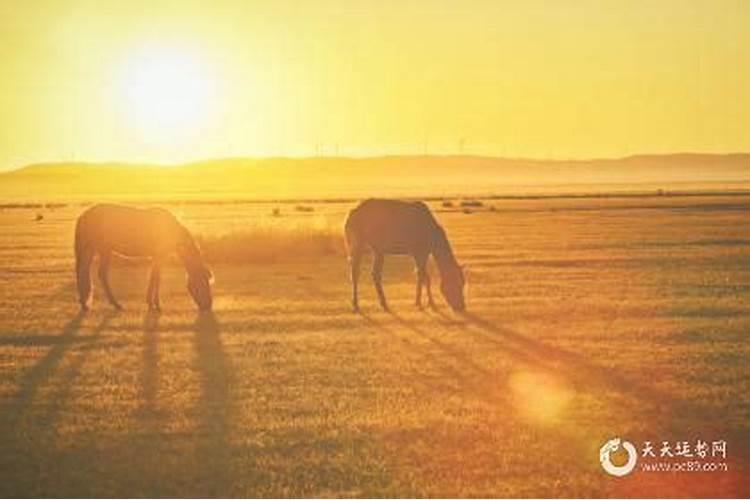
left=75, top=204, right=213, bottom=311
left=344, top=198, right=466, bottom=312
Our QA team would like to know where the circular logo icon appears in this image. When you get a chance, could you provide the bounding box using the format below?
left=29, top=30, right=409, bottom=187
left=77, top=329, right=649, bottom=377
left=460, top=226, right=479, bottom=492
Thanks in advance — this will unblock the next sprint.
left=600, top=437, right=637, bottom=477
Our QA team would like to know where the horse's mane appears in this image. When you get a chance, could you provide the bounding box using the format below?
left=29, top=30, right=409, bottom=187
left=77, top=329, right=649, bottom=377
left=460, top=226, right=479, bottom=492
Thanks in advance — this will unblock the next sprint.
left=431, top=224, right=459, bottom=269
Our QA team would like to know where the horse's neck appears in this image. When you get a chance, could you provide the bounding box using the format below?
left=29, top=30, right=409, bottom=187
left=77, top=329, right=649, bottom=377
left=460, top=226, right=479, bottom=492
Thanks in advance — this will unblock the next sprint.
left=431, top=227, right=458, bottom=274
left=182, top=252, right=201, bottom=274
left=177, top=230, right=202, bottom=270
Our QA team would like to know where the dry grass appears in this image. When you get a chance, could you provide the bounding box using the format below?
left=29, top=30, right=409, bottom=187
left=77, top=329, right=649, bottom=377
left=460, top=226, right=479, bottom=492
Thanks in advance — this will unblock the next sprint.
left=0, top=196, right=748, bottom=497
left=195, top=219, right=344, bottom=264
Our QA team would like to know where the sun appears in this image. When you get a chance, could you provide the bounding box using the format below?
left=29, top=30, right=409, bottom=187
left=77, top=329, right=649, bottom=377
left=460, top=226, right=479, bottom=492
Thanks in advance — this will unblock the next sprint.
left=120, top=45, right=219, bottom=147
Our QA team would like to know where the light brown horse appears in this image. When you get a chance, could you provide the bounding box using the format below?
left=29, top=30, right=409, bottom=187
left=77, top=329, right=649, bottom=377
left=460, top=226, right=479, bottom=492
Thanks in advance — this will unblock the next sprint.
left=345, top=198, right=466, bottom=312
left=75, top=204, right=213, bottom=311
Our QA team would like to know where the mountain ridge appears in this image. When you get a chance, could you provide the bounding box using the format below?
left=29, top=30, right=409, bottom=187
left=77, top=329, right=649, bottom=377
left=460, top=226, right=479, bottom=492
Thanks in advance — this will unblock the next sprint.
left=2, top=153, right=749, bottom=202
left=5, top=152, right=750, bottom=175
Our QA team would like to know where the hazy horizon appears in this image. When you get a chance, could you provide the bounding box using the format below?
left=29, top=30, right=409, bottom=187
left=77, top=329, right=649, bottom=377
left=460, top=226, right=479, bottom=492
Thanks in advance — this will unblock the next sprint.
left=2, top=152, right=749, bottom=203
left=3, top=150, right=750, bottom=173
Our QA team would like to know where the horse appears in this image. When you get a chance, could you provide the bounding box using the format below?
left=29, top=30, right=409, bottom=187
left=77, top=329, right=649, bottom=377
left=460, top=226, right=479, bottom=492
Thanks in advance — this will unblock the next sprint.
left=74, top=204, right=213, bottom=311
left=344, top=198, right=466, bottom=312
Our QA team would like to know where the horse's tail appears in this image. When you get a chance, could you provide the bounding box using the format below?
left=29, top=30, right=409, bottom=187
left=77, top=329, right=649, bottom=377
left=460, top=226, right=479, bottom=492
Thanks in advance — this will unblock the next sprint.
left=74, top=217, right=93, bottom=309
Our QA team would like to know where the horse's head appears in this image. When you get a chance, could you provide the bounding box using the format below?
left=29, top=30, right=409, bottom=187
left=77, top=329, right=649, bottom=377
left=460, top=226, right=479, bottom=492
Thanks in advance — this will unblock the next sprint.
left=187, top=264, right=213, bottom=312
left=177, top=226, right=213, bottom=311
left=440, top=263, right=466, bottom=312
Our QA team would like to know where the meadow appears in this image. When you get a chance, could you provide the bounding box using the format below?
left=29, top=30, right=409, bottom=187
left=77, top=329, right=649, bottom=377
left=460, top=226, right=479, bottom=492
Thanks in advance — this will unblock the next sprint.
left=0, top=194, right=748, bottom=497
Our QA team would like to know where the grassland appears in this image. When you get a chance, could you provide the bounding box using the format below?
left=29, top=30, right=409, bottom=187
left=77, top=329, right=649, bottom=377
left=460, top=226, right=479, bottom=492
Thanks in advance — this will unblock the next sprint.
left=0, top=195, right=748, bottom=497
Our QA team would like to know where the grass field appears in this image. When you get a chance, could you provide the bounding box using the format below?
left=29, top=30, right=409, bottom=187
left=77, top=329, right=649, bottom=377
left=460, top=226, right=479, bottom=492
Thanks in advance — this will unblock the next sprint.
left=0, top=195, right=749, bottom=497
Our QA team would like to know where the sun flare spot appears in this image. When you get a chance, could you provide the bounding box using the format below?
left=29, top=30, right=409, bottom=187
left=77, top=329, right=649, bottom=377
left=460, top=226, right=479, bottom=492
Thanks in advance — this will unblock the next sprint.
left=120, top=45, right=219, bottom=147
left=509, top=370, right=573, bottom=425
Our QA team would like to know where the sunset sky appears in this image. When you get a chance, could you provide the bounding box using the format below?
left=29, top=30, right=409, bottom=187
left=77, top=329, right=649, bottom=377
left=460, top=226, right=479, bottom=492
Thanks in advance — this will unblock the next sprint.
left=0, top=0, right=748, bottom=169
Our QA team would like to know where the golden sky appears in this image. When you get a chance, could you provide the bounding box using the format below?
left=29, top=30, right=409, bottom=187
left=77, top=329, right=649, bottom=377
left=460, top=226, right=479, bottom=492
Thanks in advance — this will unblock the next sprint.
left=0, top=0, right=748, bottom=168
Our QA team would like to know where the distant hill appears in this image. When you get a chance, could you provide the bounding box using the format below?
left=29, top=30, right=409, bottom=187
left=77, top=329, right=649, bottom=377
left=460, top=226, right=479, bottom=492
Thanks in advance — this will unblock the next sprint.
left=1, top=154, right=749, bottom=202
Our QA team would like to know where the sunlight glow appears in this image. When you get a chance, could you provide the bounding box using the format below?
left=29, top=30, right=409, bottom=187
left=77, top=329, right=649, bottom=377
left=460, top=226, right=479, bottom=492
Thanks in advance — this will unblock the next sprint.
left=120, top=46, right=219, bottom=148
left=509, top=370, right=572, bottom=425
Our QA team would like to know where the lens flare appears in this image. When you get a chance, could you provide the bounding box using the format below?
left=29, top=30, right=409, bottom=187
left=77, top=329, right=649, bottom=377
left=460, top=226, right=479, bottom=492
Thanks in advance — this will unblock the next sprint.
left=509, top=370, right=572, bottom=425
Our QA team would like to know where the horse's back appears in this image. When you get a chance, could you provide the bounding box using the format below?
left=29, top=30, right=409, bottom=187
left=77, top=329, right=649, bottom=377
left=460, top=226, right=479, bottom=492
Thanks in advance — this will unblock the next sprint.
left=346, top=199, right=438, bottom=255
left=76, top=204, right=182, bottom=257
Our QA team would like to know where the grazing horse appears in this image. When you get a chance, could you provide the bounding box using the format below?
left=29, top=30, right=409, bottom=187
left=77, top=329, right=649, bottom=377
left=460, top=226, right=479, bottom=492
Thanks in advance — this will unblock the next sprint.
left=75, top=204, right=213, bottom=311
left=345, top=198, right=466, bottom=312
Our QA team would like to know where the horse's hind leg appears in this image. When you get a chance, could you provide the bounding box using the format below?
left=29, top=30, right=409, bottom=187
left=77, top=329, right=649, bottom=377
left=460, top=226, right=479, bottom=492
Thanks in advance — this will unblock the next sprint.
left=372, top=252, right=389, bottom=311
left=414, top=253, right=431, bottom=309
left=76, top=246, right=94, bottom=310
left=349, top=249, right=362, bottom=312
left=423, top=266, right=435, bottom=308
left=98, top=251, right=122, bottom=310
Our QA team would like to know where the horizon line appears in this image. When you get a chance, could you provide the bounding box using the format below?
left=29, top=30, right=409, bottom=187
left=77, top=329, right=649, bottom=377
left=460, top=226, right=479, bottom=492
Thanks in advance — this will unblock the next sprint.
left=3, top=150, right=750, bottom=173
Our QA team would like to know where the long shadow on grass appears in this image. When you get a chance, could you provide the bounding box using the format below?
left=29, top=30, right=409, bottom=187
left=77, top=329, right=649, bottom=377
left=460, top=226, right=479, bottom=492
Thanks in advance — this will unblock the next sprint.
left=5, top=310, right=117, bottom=427
left=374, top=306, right=684, bottom=417
left=458, top=311, right=714, bottom=420
left=0, top=310, right=117, bottom=497
left=130, top=310, right=170, bottom=497
left=459, top=311, right=750, bottom=471
left=361, top=311, right=474, bottom=396
left=140, top=310, right=160, bottom=417
left=390, top=311, right=495, bottom=379
left=192, top=311, right=234, bottom=496
left=398, top=306, right=705, bottom=419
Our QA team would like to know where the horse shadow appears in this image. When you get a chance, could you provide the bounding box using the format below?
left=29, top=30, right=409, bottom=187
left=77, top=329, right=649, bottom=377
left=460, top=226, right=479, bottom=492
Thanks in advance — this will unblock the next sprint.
left=368, top=304, right=710, bottom=422
left=0, top=305, right=119, bottom=488
left=130, top=310, right=234, bottom=496
left=5, top=310, right=117, bottom=426
left=191, top=311, right=234, bottom=496
left=455, top=311, right=717, bottom=421
left=390, top=311, right=493, bottom=379
left=361, top=311, right=475, bottom=396
left=139, top=310, right=161, bottom=419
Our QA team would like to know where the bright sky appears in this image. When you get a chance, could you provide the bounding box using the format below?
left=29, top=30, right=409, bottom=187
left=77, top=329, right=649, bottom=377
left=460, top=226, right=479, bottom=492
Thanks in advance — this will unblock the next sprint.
left=0, top=0, right=748, bottom=168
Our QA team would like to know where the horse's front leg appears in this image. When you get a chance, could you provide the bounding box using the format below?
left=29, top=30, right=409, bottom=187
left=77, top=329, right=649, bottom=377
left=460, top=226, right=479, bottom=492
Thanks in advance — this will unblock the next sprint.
left=414, top=253, right=433, bottom=309
left=349, top=250, right=362, bottom=312
left=414, top=256, right=424, bottom=309
left=414, top=272, right=423, bottom=308
left=146, top=260, right=162, bottom=311
left=372, top=252, right=389, bottom=311
left=98, top=251, right=122, bottom=310
left=424, top=266, right=435, bottom=308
